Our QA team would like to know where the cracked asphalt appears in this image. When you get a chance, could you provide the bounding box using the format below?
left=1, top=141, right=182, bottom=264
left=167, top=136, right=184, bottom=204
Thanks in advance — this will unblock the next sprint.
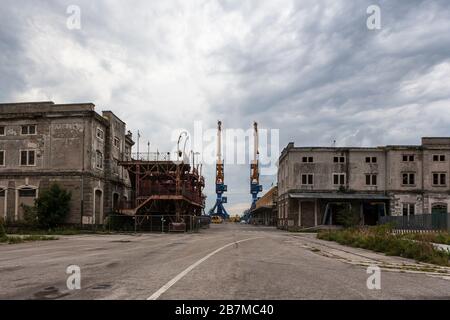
left=0, top=223, right=449, bottom=300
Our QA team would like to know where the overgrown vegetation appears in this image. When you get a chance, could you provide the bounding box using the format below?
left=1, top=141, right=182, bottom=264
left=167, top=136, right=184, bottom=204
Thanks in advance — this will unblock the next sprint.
left=34, top=184, right=72, bottom=228
left=0, top=234, right=58, bottom=244
left=402, top=232, right=450, bottom=245
left=335, top=207, right=360, bottom=228
left=317, top=225, right=450, bottom=266
left=0, top=217, right=7, bottom=241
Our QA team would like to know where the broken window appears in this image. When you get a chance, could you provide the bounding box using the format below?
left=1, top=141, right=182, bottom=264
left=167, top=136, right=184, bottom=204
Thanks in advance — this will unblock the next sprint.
left=402, top=154, right=415, bottom=162
left=302, top=156, right=313, bottom=163
left=365, top=156, right=377, bottom=163
left=96, top=150, right=103, bottom=169
left=114, top=137, right=120, bottom=149
left=402, top=173, right=415, bottom=185
left=0, top=126, right=5, bottom=136
left=96, top=128, right=104, bottom=140
left=402, top=203, right=415, bottom=216
left=0, top=150, right=4, bottom=166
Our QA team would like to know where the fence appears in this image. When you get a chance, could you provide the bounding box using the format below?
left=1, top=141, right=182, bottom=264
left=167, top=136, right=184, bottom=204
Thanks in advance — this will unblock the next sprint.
left=105, top=214, right=210, bottom=233
left=379, top=213, right=450, bottom=232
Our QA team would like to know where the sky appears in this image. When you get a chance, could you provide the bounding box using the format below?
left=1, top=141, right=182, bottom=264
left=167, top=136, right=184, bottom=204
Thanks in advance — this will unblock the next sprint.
left=1, top=0, right=450, bottom=215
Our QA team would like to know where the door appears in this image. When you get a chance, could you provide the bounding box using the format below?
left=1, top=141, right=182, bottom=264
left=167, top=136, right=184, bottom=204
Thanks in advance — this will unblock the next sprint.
left=431, top=204, right=447, bottom=230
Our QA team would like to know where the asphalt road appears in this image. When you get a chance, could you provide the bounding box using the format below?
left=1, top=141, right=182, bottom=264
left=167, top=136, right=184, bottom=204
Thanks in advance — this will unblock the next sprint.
left=0, top=223, right=449, bottom=300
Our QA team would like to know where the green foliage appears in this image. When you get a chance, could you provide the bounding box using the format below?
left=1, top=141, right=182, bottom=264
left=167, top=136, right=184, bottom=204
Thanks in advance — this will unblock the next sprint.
left=21, top=204, right=39, bottom=227
left=0, top=217, right=6, bottom=240
left=318, top=225, right=450, bottom=266
left=335, top=207, right=360, bottom=228
left=35, top=184, right=71, bottom=228
left=1, top=235, right=58, bottom=244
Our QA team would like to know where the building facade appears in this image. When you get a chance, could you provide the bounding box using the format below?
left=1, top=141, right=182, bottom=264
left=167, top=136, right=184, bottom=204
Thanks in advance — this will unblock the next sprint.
left=277, top=138, right=450, bottom=230
left=250, top=186, right=278, bottom=226
left=0, top=101, right=134, bottom=225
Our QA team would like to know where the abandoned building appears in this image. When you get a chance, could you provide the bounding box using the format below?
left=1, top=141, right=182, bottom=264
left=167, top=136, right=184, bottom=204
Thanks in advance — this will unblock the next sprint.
left=277, top=137, right=450, bottom=230
left=0, top=101, right=134, bottom=225
left=249, top=186, right=277, bottom=226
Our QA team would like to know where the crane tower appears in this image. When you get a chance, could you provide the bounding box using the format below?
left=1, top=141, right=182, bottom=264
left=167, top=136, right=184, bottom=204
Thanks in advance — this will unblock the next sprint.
left=208, top=120, right=229, bottom=219
left=250, top=121, right=263, bottom=210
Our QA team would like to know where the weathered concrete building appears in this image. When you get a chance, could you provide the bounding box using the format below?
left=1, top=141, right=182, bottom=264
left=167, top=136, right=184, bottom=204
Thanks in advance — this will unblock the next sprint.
left=278, top=138, right=450, bottom=230
left=0, top=101, right=134, bottom=225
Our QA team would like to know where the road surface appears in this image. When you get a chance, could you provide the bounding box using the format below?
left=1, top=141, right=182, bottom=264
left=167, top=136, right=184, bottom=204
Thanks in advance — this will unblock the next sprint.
left=0, top=223, right=449, bottom=299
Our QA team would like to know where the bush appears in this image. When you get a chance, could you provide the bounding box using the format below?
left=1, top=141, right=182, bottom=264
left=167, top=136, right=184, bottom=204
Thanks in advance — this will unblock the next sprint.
left=335, top=207, right=360, bottom=228
left=35, top=184, right=71, bottom=228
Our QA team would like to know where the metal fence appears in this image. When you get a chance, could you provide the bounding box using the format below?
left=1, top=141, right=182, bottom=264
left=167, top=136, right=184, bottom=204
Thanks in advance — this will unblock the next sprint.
left=379, top=213, right=450, bottom=232
left=105, top=214, right=210, bottom=233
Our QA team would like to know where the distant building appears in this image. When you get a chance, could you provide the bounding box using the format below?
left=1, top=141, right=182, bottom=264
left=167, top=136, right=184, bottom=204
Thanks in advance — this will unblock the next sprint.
left=277, top=138, right=450, bottom=230
left=0, top=101, right=134, bottom=225
left=250, top=186, right=277, bottom=226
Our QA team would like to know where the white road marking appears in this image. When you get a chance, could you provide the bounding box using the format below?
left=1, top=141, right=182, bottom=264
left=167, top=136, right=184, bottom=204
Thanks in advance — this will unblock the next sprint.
left=147, top=237, right=262, bottom=300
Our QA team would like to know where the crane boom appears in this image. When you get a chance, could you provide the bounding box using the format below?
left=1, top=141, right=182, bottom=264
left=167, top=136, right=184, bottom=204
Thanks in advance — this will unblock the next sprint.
left=250, top=121, right=262, bottom=210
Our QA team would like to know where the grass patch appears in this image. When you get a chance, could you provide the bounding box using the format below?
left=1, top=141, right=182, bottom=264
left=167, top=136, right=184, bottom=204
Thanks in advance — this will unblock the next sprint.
left=402, top=232, right=450, bottom=245
left=317, top=225, right=450, bottom=267
left=0, top=235, right=58, bottom=244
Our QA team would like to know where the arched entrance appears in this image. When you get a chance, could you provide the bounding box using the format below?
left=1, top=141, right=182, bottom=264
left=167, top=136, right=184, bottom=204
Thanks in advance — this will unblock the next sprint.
left=16, top=186, right=38, bottom=221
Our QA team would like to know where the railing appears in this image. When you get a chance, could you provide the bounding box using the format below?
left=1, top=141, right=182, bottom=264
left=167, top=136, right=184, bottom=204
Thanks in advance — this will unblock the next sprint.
left=379, top=213, right=450, bottom=232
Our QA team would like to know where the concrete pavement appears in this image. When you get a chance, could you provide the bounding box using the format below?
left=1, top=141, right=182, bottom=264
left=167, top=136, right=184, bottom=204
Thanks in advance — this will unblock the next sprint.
left=0, top=223, right=449, bottom=300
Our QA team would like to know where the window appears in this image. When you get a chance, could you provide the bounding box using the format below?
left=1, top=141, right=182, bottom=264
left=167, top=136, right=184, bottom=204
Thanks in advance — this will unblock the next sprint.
left=433, top=154, right=446, bottom=162
left=402, top=173, right=415, bottom=185
left=113, top=158, right=119, bottom=174
left=333, top=156, right=345, bottom=163
left=20, top=150, right=35, bottom=166
left=366, top=156, right=377, bottom=163
left=365, top=174, right=377, bottom=186
left=302, top=156, right=313, bottom=163
left=21, top=125, right=36, bottom=135
left=96, top=150, right=103, bottom=169
left=402, top=154, right=415, bottom=162
left=432, top=173, right=446, bottom=186
left=0, top=150, right=4, bottom=166
left=96, top=128, right=104, bottom=140
left=18, top=188, right=36, bottom=197
left=114, top=137, right=120, bottom=149
left=333, top=173, right=346, bottom=185
left=301, top=174, right=313, bottom=185
left=402, top=203, right=415, bottom=216
left=0, top=126, right=5, bottom=136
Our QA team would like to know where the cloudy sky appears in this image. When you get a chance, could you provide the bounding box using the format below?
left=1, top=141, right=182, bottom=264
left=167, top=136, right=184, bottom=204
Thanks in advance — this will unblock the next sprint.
left=1, top=0, right=450, bottom=215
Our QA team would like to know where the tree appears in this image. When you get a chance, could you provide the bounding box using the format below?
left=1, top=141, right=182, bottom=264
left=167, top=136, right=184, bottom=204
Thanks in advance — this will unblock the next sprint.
left=336, top=206, right=360, bottom=228
left=0, top=216, right=6, bottom=239
left=35, top=184, right=72, bottom=228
